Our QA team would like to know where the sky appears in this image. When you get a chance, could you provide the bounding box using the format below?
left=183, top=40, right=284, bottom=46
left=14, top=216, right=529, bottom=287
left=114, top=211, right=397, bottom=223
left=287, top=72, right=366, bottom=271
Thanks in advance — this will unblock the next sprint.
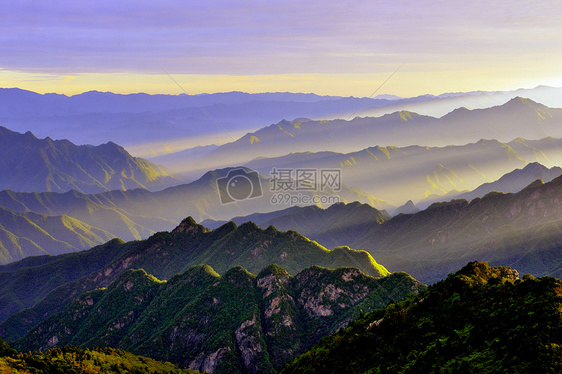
left=1, top=0, right=561, bottom=97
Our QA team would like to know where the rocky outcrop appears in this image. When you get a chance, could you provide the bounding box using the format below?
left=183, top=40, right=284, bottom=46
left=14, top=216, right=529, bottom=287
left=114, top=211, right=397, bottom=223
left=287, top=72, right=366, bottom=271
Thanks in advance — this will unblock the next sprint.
left=14, top=264, right=425, bottom=374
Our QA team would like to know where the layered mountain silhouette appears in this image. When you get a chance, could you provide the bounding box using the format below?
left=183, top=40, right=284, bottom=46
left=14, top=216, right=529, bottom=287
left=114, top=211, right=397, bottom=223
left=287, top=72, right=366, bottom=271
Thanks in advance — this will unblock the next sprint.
left=243, top=137, right=562, bottom=205
left=2, top=86, right=562, bottom=374
left=3, top=87, right=562, bottom=159
left=11, top=264, right=422, bottom=373
left=0, top=167, right=384, bottom=263
left=199, top=174, right=562, bottom=284
left=201, top=98, right=562, bottom=170
left=201, top=202, right=389, bottom=250
left=281, top=262, right=562, bottom=374
left=349, top=175, right=562, bottom=283
left=0, top=206, right=114, bottom=263
left=0, top=217, right=389, bottom=336
left=0, top=126, right=175, bottom=193
left=419, top=162, right=562, bottom=208
left=0, top=88, right=403, bottom=150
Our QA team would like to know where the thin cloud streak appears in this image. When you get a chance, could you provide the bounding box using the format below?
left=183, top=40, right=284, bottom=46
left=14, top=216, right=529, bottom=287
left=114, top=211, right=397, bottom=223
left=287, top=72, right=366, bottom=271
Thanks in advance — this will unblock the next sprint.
left=1, top=0, right=561, bottom=94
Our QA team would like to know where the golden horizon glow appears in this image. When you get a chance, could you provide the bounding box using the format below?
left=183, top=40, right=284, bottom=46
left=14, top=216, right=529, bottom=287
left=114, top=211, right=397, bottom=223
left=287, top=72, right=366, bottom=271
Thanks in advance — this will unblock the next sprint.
left=2, top=69, right=561, bottom=98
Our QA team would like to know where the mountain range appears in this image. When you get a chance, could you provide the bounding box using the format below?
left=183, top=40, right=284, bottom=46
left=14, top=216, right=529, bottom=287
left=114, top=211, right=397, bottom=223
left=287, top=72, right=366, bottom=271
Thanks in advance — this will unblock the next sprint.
left=0, top=126, right=175, bottom=194
left=201, top=172, right=562, bottom=284
left=3, top=87, right=562, bottom=161
left=12, top=264, right=422, bottom=373
left=242, top=136, right=562, bottom=206
left=2, top=129, right=561, bottom=265
left=0, top=217, right=389, bottom=335
left=418, top=162, right=562, bottom=208
left=201, top=202, right=389, bottom=249
left=2, top=85, right=562, bottom=373
left=193, top=97, right=562, bottom=174
left=280, top=261, right=562, bottom=374
left=0, top=88, right=408, bottom=152
left=0, top=215, right=424, bottom=373
left=0, top=166, right=384, bottom=264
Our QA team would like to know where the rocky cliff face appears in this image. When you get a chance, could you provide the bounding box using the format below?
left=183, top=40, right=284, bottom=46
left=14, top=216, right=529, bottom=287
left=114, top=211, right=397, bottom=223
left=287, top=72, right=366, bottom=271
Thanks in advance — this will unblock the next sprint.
left=280, top=262, right=562, bottom=374
left=15, top=264, right=425, bottom=374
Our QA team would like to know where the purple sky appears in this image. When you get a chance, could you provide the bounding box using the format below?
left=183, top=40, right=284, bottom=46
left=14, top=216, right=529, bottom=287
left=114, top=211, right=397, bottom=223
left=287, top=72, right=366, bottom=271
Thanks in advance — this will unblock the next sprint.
left=1, top=0, right=561, bottom=96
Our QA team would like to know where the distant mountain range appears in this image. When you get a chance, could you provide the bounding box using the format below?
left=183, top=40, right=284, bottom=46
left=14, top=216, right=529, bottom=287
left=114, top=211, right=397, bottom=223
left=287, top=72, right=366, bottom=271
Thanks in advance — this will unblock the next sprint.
left=418, top=162, right=562, bottom=208
left=346, top=175, right=562, bottom=283
left=2, top=86, right=562, bottom=160
left=0, top=88, right=408, bottom=152
left=0, top=205, right=114, bottom=263
left=0, top=126, right=175, bottom=193
left=3, top=160, right=561, bottom=270
left=199, top=98, right=562, bottom=173
left=201, top=202, right=389, bottom=250
left=243, top=136, right=562, bottom=205
left=0, top=165, right=386, bottom=264
left=200, top=173, right=562, bottom=284
left=281, top=261, right=562, bottom=374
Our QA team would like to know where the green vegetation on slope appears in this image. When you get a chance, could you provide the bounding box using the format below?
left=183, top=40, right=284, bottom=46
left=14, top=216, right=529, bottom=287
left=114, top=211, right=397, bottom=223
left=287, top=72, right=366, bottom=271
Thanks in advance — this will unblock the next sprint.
left=0, top=238, right=131, bottom=325
left=280, top=261, right=562, bottom=374
left=13, top=264, right=424, bottom=374
left=0, top=126, right=175, bottom=194
left=0, top=205, right=116, bottom=263
left=0, top=338, right=198, bottom=373
left=0, top=217, right=389, bottom=341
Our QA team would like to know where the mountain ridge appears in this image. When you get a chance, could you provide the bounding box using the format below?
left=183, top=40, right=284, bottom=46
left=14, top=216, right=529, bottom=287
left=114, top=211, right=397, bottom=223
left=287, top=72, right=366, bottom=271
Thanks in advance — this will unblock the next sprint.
left=0, top=166, right=385, bottom=263
left=11, top=262, right=424, bottom=374
left=0, top=216, right=390, bottom=340
left=0, top=126, right=176, bottom=194
left=196, top=173, right=562, bottom=284
left=201, top=97, right=562, bottom=171
left=280, top=261, right=562, bottom=374
left=4, top=86, right=562, bottom=160
left=243, top=137, right=562, bottom=205
left=419, top=162, right=562, bottom=208
left=0, top=205, right=115, bottom=263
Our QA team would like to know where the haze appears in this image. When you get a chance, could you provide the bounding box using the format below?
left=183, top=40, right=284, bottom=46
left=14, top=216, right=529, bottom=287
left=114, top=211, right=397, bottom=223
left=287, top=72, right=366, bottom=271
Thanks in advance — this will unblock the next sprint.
left=1, top=0, right=562, bottom=97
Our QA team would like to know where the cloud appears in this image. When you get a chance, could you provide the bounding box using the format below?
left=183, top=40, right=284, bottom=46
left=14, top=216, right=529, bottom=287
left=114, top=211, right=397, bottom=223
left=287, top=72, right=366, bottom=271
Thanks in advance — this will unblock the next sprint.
left=1, top=0, right=561, bottom=97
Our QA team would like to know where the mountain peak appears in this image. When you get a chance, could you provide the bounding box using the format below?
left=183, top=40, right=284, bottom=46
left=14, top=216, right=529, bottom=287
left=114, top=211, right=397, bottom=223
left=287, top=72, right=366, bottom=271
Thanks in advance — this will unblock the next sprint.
left=171, top=216, right=208, bottom=235
left=452, top=261, right=519, bottom=285
left=0, top=126, right=175, bottom=194
left=257, top=263, right=291, bottom=278
left=520, top=179, right=545, bottom=192
left=237, top=221, right=262, bottom=233
left=521, top=162, right=548, bottom=172
left=392, top=200, right=420, bottom=215
left=505, top=96, right=546, bottom=110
